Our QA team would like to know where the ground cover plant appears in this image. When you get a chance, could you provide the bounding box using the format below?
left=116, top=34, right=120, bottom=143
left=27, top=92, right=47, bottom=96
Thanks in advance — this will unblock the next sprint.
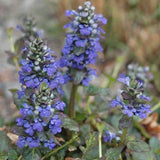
left=0, top=1, right=160, bottom=160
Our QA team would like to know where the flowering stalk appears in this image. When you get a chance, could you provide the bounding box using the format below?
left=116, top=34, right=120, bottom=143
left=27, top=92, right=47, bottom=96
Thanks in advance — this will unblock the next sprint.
left=16, top=16, right=43, bottom=42
left=97, top=123, right=104, bottom=158
left=110, top=72, right=151, bottom=145
left=7, top=16, right=44, bottom=71
left=68, top=84, right=78, bottom=119
left=98, top=132, right=102, bottom=158
left=61, top=1, right=107, bottom=118
left=111, top=73, right=151, bottom=119
left=16, top=38, right=65, bottom=150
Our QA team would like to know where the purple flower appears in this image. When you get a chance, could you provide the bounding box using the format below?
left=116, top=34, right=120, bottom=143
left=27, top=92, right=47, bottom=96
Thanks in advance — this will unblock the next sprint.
left=20, top=103, right=33, bottom=117
left=24, top=123, right=34, bottom=136
left=16, top=117, right=25, bottom=126
left=49, top=115, right=62, bottom=134
left=139, top=94, right=151, bottom=101
left=53, top=101, right=66, bottom=111
left=104, top=131, right=116, bottom=143
left=17, top=136, right=26, bottom=149
left=99, top=16, right=107, bottom=24
left=110, top=97, right=122, bottom=108
left=39, top=106, right=51, bottom=118
left=117, top=74, right=130, bottom=86
left=44, top=139, right=56, bottom=150
left=17, top=90, right=25, bottom=99
left=123, top=105, right=136, bottom=117
left=75, top=39, right=87, bottom=47
left=80, top=28, right=91, bottom=36
left=27, top=137, right=40, bottom=148
left=33, top=119, right=46, bottom=132
left=65, top=10, right=73, bottom=16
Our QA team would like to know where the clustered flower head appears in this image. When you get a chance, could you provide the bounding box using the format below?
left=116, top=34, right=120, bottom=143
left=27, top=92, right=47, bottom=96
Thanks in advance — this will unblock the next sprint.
left=16, top=38, right=65, bottom=149
left=111, top=73, right=151, bottom=119
left=18, top=38, right=64, bottom=98
left=16, top=16, right=43, bottom=41
left=60, top=1, right=107, bottom=86
left=127, top=64, right=153, bottom=86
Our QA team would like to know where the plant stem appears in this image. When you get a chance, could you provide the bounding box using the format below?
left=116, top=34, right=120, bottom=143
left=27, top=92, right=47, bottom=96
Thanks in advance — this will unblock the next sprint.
left=98, top=131, right=102, bottom=158
left=121, top=128, right=127, bottom=144
left=133, top=118, right=150, bottom=139
left=119, top=154, right=123, bottom=160
left=152, top=102, right=160, bottom=112
left=86, top=96, right=92, bottom=115
left=69, top=83, right=78, bottom=119
left=18, top=155, right=22, bottom=160
left=41, top=135, right=78, bottom=160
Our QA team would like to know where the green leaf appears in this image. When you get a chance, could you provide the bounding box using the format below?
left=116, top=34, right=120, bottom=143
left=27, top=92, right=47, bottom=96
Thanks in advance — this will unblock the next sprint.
left=75, top=111, right=87, bottom=123
left=0, top=116, right=4, bottom=127
left=132, top=150, right=156, bottom=160
left=14, top=38, right=24, bottom=54
left=0, top=155, right=8, bottom=160
left=8, top=150, right=18, bottom=160
left=50, top=156, right=55, bottom=160
left=55, top=147, right=67, bottom=160
left=62, top=117, right=79, bottom=132
left=127, top=140, right=150, bottom=152
left=149, top=137, right=160, bottom=159
left=83, top=145, right=99, bottom=160
left=23, top=149, right=40, bottom=160
left=0, top=131, right=10, bottom=152
left=73, top=47, right=85, bottom=56
left=119, top=115, right=132, bottom=130
left=80, top=124, right=92, bottom=137
left=40, top=82, right=48, bottom=91
left=85, top=85, right=100, bottom=95
left=149, top=137, right=160, bottom=152
left=9, top=89, right=27, bottom=110
left=105, top=147, right=123, bottom=160
left=85, top=85, right=109, bottom=97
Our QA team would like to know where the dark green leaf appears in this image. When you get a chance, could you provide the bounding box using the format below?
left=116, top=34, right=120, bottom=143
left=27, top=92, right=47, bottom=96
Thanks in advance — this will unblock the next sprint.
left=14, top=38, right=24, bottom=54
left=23, top=150, right=40, bottom=160
left=0, top=131, right=10, bottom=152
left=40, top=82, right=48, bottom=91
left=0, top=155, right=8, bottom=160
left=119, top=115, right=132, bottom=130
left=105, top=147, right=123, bottom=160
left=85, top=85, right=100, bottom=95
left=0, top=116, right=4, bottom=127
left=85, top=85, right=109, bottom=97
left=9, top=89, right=27, bottom=110
left=75, top=111, right=87, bottom=123
left=132, top=151, right=156, bottom=160
left=83, top=145, right=99, bottom=160
left=149, top=137, right=160, bottom=152
left=8, top=150, right=18, bottom=160
left=80, top=124, right=92, bottom=137
left=62, top=117, right=79, bottom=132
left=149, top=137, right=160, bottom=159
left=127, top=140, right=150, bottom=152
left=50, top=156, right=55, bottom=160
